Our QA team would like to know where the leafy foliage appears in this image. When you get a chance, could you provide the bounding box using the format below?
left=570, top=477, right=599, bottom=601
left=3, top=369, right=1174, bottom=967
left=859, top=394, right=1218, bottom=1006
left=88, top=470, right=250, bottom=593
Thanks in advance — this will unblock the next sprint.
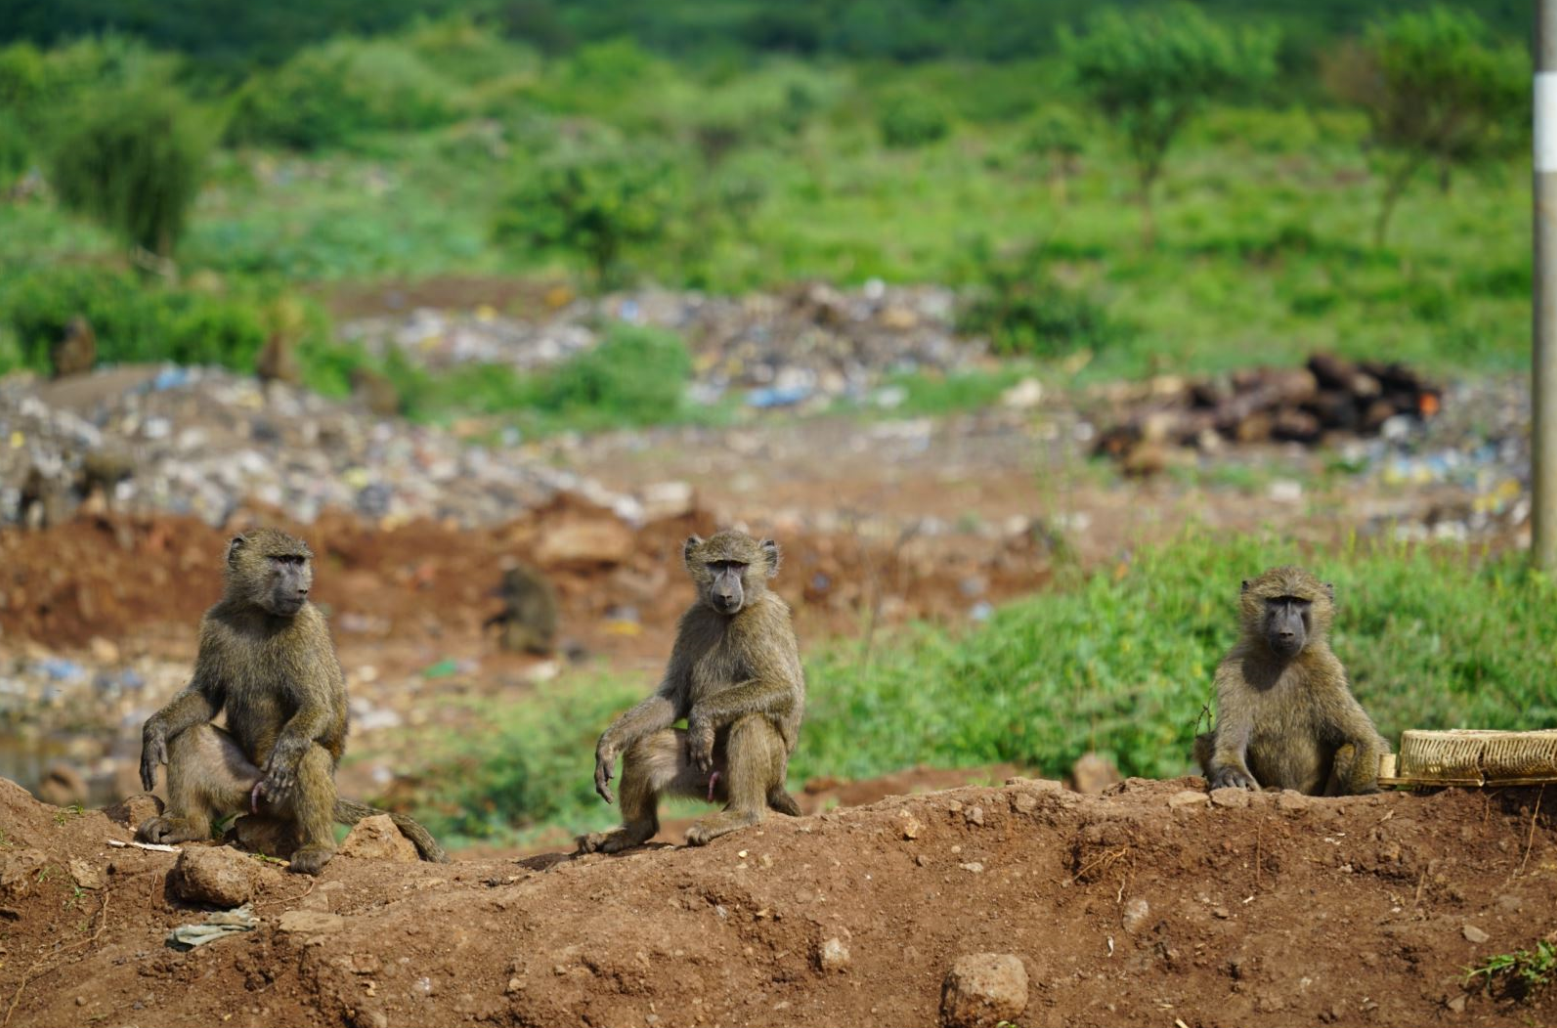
left=1324, top=6, right=1528, bottom=246
left=1466, top=940, right=1557, bottom=999
left=878, top=89, right=952, bottom=148
left=492, top=136, right=684, bottom=288
left=1059, top=3, right=1278, bottom=243
left=47, top=85, right=214, bottom=258
left=958, top=242, right=1123, bottom=358
left=226, top=37, right=462, bottom=150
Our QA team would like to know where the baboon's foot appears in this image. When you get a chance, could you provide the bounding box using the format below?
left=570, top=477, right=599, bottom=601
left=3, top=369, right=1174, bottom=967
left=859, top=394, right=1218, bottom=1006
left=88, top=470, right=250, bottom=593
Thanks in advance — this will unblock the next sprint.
left=136, top=815, right=207, bottom=846
left=575, top=822, right=655, bottom=855
left=287, top=844, right=336, bottom=876
left=768, top=789, right=802, bottom=816
left=685, top=810, right=760, bottom=846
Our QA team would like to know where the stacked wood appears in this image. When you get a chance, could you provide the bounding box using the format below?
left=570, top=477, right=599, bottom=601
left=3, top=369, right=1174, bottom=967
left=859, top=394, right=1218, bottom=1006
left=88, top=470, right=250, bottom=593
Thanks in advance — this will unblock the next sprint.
left=1093, top=353, right=1441, bottom=474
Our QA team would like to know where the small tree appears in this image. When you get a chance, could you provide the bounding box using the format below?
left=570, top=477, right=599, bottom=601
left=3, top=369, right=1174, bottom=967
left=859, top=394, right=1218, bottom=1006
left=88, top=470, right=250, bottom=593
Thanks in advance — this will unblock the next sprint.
left=493, top=138, right=682, bottom=290
left=1325, top=7, right=1526, bottom=248
left=49, top=86, right=214, bottom=264
left=1059, top=5, right=1277, bottom=246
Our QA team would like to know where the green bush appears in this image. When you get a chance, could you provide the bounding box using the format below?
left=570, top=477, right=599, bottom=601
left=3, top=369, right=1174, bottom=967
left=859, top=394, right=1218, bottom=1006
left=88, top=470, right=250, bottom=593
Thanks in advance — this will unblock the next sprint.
left=48, top=86, right=215, bottom=259
left=0, top=267, right=306, bottom=372
left=878, top=89, right=951, bottom=148
left=534, top=324, right=692, bottom=421
left=958, top=243, right=1123, bottom=358
left=1324, top=6, right=1528, bottom=247
left=492, top=136, right=685, bottom=288
left=1060, top=3, right=1278, bottom=244
left=227, top=37, right=462, bottom=150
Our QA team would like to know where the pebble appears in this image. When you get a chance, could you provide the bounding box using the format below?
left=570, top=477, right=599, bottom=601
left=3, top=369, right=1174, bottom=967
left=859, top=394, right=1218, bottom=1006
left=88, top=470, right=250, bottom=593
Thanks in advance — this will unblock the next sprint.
left=172, top=847, right=257, bottom=908
left=817, top=937, right=850, bottom=973
left=1462, top=924, right=1490, bottom=944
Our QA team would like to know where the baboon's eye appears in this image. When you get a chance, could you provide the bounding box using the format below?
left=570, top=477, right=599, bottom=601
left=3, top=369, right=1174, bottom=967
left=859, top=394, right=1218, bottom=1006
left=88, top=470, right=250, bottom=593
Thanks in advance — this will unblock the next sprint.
left=271, top=555, right=305, bottom=567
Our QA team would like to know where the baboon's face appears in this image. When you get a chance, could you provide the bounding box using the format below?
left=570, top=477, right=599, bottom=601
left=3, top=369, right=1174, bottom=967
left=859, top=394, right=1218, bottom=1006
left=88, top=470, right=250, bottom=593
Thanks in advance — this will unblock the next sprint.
left=1260, top=595, right=1311, bottom=658
left=705, top=559, right=749, bottom=614
left=684, top=531, right=780, bottom=615
left=227, top=529, right=314, bottom=617
left=260, top=552, right=312, bottom=616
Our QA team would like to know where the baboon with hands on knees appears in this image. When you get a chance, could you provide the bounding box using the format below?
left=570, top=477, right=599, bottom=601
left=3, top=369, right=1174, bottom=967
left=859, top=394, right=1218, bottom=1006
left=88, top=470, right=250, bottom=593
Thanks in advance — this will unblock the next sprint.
left=138, top=528, right=447, bottom=873
left=1194, top=565, right=1389, bottom=796
left=579, top=531, right=805, bottom=853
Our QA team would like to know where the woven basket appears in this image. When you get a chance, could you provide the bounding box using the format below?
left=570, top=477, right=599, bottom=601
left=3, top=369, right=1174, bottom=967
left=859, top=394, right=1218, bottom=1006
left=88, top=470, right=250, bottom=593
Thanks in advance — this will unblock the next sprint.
left=1378, top=729, right=1557, bottom=786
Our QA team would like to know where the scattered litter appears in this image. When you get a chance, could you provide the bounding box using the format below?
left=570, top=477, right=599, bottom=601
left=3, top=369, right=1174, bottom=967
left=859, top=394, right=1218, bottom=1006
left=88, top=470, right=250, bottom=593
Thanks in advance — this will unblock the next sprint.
left=165, top=904, right=258, bottom=950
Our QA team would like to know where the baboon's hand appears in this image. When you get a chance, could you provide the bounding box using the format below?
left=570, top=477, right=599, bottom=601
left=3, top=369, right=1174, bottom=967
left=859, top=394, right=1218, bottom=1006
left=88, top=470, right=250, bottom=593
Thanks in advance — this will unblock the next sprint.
left=687, top=717, right=715, bottom=775
left=1210, top=766, right=1257, bottom=791
left=261, top=743, right=304, bottom=801
left=139, top=725, right=168, bottom=791
left=593, top=745, right=616, bottom=804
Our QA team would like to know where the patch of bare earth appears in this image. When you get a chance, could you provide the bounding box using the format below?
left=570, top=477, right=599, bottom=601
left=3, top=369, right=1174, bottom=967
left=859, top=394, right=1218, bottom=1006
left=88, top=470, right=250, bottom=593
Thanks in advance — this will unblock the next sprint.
left=1, top=777, right=1552, bottom=1028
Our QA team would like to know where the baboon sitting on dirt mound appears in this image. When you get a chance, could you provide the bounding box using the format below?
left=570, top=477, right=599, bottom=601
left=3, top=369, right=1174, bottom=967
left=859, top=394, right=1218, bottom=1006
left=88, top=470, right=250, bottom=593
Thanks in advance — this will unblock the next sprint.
left=137, top=528, right=447, bottom=873
left=1194, top=565, right=1389, bottom=797
left=579, top=530, right=805, bottom=853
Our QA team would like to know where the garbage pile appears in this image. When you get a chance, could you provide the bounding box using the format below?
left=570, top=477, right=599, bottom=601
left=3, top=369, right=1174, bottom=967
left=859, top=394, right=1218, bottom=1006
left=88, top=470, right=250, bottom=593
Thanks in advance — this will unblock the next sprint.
left=1092, top=353, right=1443, bottom=473
left=0, top=367, right=636, bottom=529
left=342, top=281, right=984, bottom=408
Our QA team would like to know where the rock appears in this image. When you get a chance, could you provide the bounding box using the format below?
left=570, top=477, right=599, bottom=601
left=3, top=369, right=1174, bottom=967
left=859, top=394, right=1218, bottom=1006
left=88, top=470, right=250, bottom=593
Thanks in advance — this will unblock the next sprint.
left=1000, top=378, right=1042, bottom=410
left=964, top=805, right=984, bottom=826
left=172, top=846, right=257, bottom=908
left=68, top=859, right=103, bottom=890
left=1447, top=995, right=1467, bottom=1013
left=104, top=792, right=164, bottom=829
left=1071, top=753, right=1122, bottom=795
left=36, top=763, right=88, bottom=807
left=817, top=937, right=850, bottom=973
left=638, top=481, right=695, bottom=521
left=0, top=849, right=48, bottom=896
left=1210, top=787, right=1251, bottom=809
left=1121, top=897, right=1150, bottom=934
left=87, top=636, right=120, bottom=664
left=1462, top=924, right=1490, bottom=944
left=899, top=811, right=924, bottom=840
left=339, top=814, right=420, bottom=863
left=1274, top=790, right=1311, bottom=811
left=278, top=910, right=345, bottom=934
left=940, top=953, right=1029, bottom=1028
left=1168, top=790, right=1209, bottom=809
left=534, top=519, right=635, bottom=565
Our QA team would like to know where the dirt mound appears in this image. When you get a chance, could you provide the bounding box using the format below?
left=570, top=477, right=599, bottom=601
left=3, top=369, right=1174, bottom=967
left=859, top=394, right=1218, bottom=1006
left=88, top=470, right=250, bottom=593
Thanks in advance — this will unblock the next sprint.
left=0, top=498, right=1047, bottom=655
left=2, top=775, right=1552, bottom=1028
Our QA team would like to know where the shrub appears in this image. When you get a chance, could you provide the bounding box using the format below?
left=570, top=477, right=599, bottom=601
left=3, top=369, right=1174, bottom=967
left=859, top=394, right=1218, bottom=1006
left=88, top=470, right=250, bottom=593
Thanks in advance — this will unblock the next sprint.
left=1059, top=3, right=1278, bottom=245
left=958, top=243, right=1122, bottom=358
left=492, top=136, right=684, bottom=289
left=878, top=89, right=951, bottom=148
left=226, top=37, right=461, bottom=150
left=48, top=85, right=215, bottom=259
left=533, top=324, right=692, bottom=422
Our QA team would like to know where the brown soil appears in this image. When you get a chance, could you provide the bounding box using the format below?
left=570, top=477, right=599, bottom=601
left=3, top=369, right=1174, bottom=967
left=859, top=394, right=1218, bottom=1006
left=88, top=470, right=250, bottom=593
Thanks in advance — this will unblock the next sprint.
left=0, top=497, right=1047, bottom=657
left=1, top=776, right=1553, bottom=1028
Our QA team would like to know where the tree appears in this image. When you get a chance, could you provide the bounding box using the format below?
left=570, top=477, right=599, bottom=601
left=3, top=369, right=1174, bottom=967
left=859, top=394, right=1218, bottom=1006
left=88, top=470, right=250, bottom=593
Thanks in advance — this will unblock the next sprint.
left=493, top=137, right=683, bottom=290
left=1325, top=6, right=1527, bottom=248
left=48, top=85, right=214, bottom=265
left=1059, top=4, right=1277, bottom=246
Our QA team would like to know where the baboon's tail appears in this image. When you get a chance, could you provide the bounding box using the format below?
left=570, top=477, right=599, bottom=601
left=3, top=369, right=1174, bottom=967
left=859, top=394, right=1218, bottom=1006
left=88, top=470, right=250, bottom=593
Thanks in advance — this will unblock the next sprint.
left=333, top=797, right=450, bottom=863
left=767, top=788, right=802, bottom=817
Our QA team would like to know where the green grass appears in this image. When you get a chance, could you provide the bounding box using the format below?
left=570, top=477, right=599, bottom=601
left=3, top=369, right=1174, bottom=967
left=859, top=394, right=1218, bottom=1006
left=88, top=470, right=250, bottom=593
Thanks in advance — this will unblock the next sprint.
left=409, top=532, right=1557, bottom=846
left=0, top=57, right=1533, bottom=384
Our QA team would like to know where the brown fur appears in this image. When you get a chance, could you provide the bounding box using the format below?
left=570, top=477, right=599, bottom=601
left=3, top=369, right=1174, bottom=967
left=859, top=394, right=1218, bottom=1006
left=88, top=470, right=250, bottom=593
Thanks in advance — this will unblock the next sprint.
left=1194, top=565, right=1388, bottom=796
left=51, top=315, right=96, bottom=378
left=484, top=563, right=559, bottom=655
left=578, top=531, right=805, bottom=853
left=137, top=528, right=448, bottom=873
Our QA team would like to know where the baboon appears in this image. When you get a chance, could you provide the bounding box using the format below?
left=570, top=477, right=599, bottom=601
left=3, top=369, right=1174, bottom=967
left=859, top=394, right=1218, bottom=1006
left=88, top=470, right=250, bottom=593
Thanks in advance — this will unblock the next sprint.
left=51, top=315, right=95, bottom=378
left=484, top=563, right=558, bottom=654
left=137, top=528, right=447, bottom=873
left=1194, top=565, right=1388, bottom=796
left=255, top=334, right=301, bottom=386
left=578, top=531, right=805, bottom=853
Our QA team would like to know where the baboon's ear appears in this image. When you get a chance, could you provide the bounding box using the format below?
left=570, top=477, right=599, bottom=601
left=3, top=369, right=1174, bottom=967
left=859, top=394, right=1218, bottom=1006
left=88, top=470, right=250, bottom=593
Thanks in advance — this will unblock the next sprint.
left=761, top=538, right=781, bottom=577
left=1324, top=582, right=1335, bottom=602
left=683, top=535, right=703, bottom=569
left=1240, top=579, right=1250, bottom=594
left=227, top=535, right=247, bottom=565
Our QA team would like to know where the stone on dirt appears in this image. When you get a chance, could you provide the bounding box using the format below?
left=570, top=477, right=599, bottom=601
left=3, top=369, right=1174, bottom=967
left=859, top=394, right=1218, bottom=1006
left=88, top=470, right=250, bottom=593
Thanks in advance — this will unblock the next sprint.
left=339, top=814, right=420, bottom=863
left=1071, top=753, right=1122, bottom=795
left=817, top=937, right=851, bottom=973
left=940, top=953, right=1029, bottom=1028
left=279, top=909, right=345, bottom=934
left=1168, top=790, right=1209, bottom=809
left=1210, top=787, right=1252, bottom=809
left=1462, top=924, right=1490, bottom=944
left=173, top=846, right=257, bottom=908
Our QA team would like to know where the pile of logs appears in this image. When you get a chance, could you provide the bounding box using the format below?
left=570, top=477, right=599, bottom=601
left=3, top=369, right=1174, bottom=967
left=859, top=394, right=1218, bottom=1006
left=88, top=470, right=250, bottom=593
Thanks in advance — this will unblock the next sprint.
left=1093, top=353, right=1442, bottom=474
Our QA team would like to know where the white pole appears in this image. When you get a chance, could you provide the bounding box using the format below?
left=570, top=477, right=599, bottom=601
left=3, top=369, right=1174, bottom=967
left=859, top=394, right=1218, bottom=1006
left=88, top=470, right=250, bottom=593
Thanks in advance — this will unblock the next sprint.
left=1535, top=0, right=1557, bottom=570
